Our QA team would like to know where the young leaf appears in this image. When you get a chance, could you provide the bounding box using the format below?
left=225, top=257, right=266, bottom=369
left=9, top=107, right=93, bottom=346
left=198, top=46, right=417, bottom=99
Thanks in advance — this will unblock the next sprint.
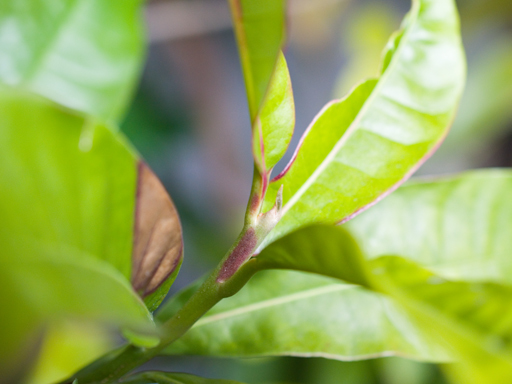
left=0, top=0, right=145, bottom=121
left=229, top=0, right=286, bottom=119
left=253, top=170, right=512, bottom=286
left=123, top=371, right=245, bottom=384
left=251, top=53, right=295, bottom=175
left=160, top=269, right=450, bottom=362
left=0, top=89, right=182, bottom=375
left=259, top=0, right=466, bottom=249
left=228, top=0, right=294, bottom=175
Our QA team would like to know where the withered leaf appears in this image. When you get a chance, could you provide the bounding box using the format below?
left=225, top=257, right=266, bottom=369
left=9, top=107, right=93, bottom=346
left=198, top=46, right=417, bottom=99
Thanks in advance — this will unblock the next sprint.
left=132, top=162, right=183, bottom=297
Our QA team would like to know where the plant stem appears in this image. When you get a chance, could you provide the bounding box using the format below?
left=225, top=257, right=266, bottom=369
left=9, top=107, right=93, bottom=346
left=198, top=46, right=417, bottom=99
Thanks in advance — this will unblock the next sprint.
left=62, top=230, right=260, bottom=384
left=63, top=167, right=278, bottom=383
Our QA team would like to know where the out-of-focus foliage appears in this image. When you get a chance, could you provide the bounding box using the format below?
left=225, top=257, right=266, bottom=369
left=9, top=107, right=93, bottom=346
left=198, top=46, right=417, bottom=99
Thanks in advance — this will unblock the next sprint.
left=333, top=4, right=398, bottom=98
left=0, top=89, right=159, bottom=380
left=124, top=371, right=245, bottom=384
left=435, top=37, right=512, bottom=160
left=26, top=321, right=114, bottom=384
left=1, top=0, right=511, bottom=382
left=0, top=0, right=145, bottom=121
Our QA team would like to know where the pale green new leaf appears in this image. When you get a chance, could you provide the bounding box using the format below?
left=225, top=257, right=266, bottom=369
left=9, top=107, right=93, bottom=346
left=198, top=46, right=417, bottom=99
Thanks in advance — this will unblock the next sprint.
left=229, top=0, right=286, bottom=118
left=252, top=53, right=295, bottom=173
left=260, top=0, right=465, bottom=249
left=228, top=0, right=294, bottom=174
left=0, top=0, right=145, bottom=121
left=0, top=89, right=181, bottom=377
left=124, top=371, right=245, bottom=384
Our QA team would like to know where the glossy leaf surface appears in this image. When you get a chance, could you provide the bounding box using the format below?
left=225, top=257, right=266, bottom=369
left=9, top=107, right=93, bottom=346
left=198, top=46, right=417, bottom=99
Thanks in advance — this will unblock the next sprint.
left=124, top=371, right=245, bottom=384
left=0, top=90, right=181, bottom=376
left=260, top=0, right=465, bottom=249
left=228, top=0, right=294, bottom=174
left=256, top=171, right=512, bottom=376
left=0, top=0, right=145, bottom=121
left=346, top=169, right=512, bottom=284
left=162, top=270, right=449, bottom=362
left=162, top=170, right=512, bottom=372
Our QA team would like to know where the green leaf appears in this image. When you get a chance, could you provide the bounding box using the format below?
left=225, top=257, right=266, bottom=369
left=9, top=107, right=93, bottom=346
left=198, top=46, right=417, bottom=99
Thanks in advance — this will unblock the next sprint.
left=229, top=0, right=286, bottom=119
left=257, top=170, right=512, bottom=381
left=0, top=89, right=182, bottom=376
left=228, top=0, right=294, bottom=174
left=123, top=371, right=245, bottom=384
left=259, top=0, right=465, bottom=249
left=161, top=270, right=449, bottom=362
left=346, top=170, right=512, bottom=382
left=251, top=53, right=295, bottom=174
left=0, top=0, right=145, bottom=121
left=162, top=170, right=512, bottom=378
left=345, top=169, right=512, bottom=285
left=26, top=320, right=114, bottom=384
left=371, top=256, right=512, bottom=384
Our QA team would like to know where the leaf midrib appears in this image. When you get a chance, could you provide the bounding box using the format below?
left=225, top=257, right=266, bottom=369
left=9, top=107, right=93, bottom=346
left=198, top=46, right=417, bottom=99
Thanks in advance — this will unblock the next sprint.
left=192, top=283, right=357, bottom=328
left=278, top=0, right=420, bottom=218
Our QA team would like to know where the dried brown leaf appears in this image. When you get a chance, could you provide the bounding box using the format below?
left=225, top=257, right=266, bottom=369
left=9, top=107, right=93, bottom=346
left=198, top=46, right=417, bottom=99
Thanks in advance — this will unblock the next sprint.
left=132, top=162, right=183, bottom=296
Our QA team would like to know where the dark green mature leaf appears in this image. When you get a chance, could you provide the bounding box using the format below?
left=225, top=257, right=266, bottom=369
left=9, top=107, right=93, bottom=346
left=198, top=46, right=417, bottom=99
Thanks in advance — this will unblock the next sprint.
left=259, top=0, right=465, bottom=249
left=162, top=269, right=450, bottom=362
left=0, top=89, right=182, bottom=376
left=124, top=371, right=245, bottom=384
left=228, top=0, right=294, bottom=175
left=0, top=0, right=145, bottom=121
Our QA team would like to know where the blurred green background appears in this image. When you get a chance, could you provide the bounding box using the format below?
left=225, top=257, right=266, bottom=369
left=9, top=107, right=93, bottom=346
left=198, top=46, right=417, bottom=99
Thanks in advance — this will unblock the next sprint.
left=26, top=0, right=512, bottom=383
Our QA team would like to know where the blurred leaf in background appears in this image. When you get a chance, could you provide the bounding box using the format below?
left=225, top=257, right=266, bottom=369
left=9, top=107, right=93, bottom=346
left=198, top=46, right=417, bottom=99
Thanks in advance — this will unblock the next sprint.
left=332, top=3, right=399, bottom=98
left=26, top=321, right=114, bottom=384
left=0, top=0, right=145, bottom=121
